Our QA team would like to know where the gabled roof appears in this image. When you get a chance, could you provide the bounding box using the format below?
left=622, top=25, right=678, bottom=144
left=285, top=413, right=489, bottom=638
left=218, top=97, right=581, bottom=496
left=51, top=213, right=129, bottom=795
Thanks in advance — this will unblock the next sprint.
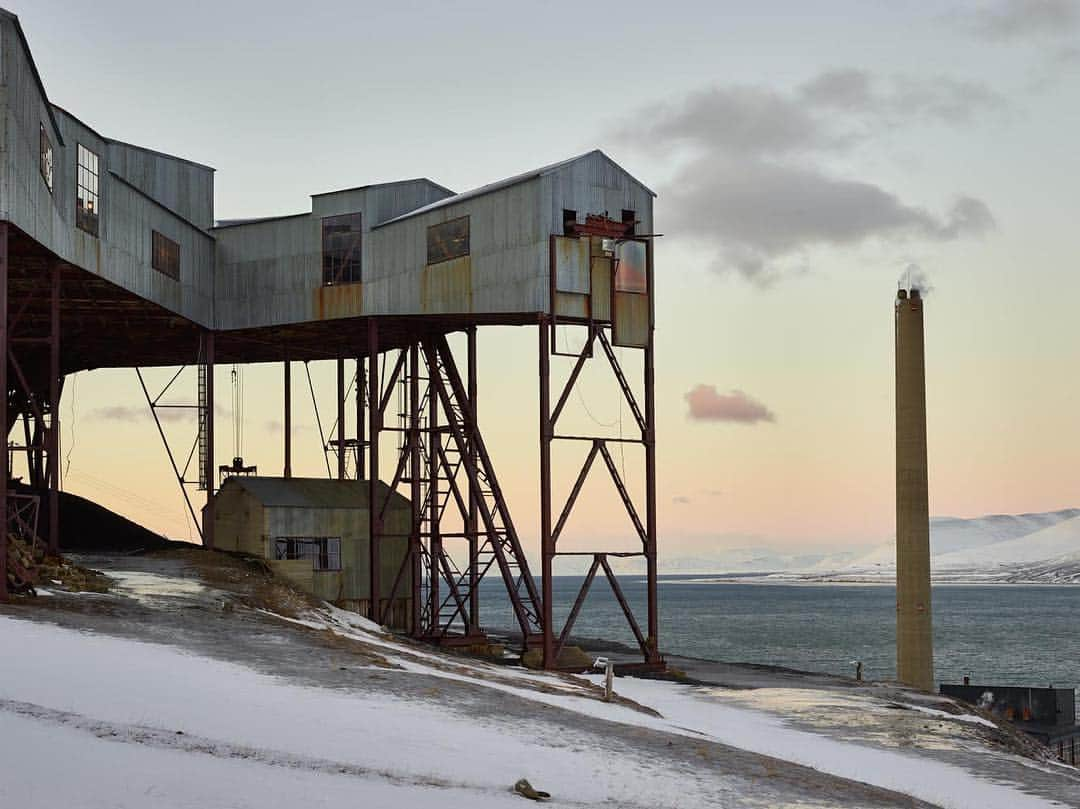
left=223, top=476, right=409, bottom=510
left=1, top=9, right=64, bottom=146
left=372, top=149, right=656, bottom=229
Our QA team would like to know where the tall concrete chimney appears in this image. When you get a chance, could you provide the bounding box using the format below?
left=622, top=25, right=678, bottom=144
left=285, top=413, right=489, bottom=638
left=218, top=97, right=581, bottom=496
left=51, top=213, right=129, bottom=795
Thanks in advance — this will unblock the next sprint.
left=895, top=287, right=933, bottom=691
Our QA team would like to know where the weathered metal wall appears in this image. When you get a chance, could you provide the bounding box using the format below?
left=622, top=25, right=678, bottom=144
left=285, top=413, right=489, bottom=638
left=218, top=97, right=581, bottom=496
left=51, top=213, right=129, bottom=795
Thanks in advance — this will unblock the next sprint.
left=0, top=14, right=216, bottom=325
left=216, top=151, right=654, bottom=328
left=213, top=179, right=453, bottom=329
left=212, top=479, right=412, bottom=603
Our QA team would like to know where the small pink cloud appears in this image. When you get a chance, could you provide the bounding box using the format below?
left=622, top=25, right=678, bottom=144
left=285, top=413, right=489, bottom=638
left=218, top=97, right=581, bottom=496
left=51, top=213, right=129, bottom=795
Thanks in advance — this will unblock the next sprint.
left=684, top=385, right=776, bottom=424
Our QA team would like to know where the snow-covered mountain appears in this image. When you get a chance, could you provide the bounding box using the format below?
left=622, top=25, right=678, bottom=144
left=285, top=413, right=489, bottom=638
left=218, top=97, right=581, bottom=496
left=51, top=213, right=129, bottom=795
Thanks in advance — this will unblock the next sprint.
left=795, top=509, right=1080, bottom=584
left=661, top=508, right=1080, bottom=583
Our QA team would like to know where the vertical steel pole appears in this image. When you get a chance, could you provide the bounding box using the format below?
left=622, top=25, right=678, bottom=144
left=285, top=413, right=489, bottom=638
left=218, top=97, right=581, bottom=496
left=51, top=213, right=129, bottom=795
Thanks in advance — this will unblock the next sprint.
left=336, top=357, right=346, bottom=480
left=283, top=360, right=292, bottom=479
left=539, top=320, right=554, bottom=668
left=408, top=342, right=422, bottom=636
left=356, top=356, right=365, bottom=480
left=644, top=243, right=659, bottom=663
left=203, top=331, right=215, bottom=550
left=0, top=224, right=8, bottom=600
left=466, top=327, right=479, bottom=635
left=47, top=261, right=60, bottom=555
left=428, top=366, right=440, bottom=632
left=367, top=319, right=380, bottom=621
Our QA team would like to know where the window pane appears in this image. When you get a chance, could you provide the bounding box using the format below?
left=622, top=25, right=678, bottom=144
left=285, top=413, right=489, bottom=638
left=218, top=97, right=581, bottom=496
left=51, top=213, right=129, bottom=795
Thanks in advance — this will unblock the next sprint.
left=76, top=143, right=101, bottom=237
left=321, top=212, right=363, bottom=286
left=426, top=216, right=469, bottom=265
left=614, top=240, right=648, bottom=294
left=151, top=230, right=180, bottom=280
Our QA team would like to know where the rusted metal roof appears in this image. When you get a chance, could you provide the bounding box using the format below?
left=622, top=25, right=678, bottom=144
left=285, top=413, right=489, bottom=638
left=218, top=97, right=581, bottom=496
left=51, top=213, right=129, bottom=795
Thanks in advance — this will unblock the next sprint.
left=223, top=476, right=409, bottom=510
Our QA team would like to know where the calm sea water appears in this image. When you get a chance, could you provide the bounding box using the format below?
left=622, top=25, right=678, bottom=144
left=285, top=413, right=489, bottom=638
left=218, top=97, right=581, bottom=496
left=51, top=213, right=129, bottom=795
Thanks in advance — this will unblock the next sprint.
left=479, top=576, right=1080, bottom=694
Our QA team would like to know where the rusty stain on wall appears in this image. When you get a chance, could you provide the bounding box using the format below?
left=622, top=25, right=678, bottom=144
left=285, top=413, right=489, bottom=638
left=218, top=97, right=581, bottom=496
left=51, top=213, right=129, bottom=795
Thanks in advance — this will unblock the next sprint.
left=313, top=282, right=363, bottom=320
left=421, top=255, right=472, bottom=313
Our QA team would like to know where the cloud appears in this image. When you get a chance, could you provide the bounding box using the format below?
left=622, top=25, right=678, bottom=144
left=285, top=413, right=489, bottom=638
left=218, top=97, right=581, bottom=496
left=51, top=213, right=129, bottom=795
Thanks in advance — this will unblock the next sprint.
left=90, top=403, right=230, bottom=423
left=684, top=386, right=776, bottom=424
left=957, top=0, right=1079, bottom=40
left=672, top=495, right=692, bottom=505
left=612, top=68, right=1000, bottom=284
left=667, top=157, right=995, bottom=284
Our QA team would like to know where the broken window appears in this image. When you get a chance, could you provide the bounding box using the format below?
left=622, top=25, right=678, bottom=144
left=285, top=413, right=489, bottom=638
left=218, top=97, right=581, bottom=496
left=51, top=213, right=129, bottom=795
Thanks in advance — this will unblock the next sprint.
left=151, top=230, right=180, bottom=280
left=614, top=240, right=647, bottom=294
left=39, top=123, right=53, bottom=192
left=76, top=144, right=100, bottom=236
left=322, top=212, right=363, bottom=285
left=426, top=216, right=469, bottom=264
left=273, top=537, right=342, bottom=571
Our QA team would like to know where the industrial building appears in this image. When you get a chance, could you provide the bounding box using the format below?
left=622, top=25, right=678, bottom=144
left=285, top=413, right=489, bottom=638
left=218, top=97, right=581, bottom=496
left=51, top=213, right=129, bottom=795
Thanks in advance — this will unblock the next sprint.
left=0, top=9, right=661, bottom=669
left=941, top=684, right=1080, bottom=766
left=211, top=477, right=413, bottom=628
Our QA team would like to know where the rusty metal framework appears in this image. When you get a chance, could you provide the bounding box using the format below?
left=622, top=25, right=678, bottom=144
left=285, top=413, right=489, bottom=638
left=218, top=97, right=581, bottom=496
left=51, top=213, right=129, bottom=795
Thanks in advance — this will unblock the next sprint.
left=0, top=218, right=661, bottom=671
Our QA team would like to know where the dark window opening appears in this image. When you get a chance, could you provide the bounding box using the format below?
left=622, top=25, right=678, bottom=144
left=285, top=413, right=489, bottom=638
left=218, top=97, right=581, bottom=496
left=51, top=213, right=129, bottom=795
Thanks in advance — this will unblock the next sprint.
left=562, top=209, right=577, bottom=235
left=151, top=230, right=180, bottom=280
left=76, top=144, right=100, bottom=237
left=39, top=124, right=53, bottom=192
left=322, top=212, right=363, bottom=285
left=273, top=537, right=342, bottom=571
left=426, top=216, right=469, bottom=264
left=621, top=209, right=637, bottom=235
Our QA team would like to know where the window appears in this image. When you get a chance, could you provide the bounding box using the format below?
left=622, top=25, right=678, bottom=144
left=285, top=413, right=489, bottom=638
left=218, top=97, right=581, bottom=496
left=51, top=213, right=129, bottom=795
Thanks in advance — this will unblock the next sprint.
left=151, top=230, right=180, bottom=280
left=426, top=216, right=469, bottom=264
left=273, top=537, right=342, bottom=571
left=39, top=124, right=53, bottom=192
left=76, top=144, right=100, bottom=236
left=562, top=209, right=577, bottom=235
left=621, top=209, right=637, bottom=235
left=322, top=212, right=363, bottom=285
left=614, top=240, right=648, bottom=294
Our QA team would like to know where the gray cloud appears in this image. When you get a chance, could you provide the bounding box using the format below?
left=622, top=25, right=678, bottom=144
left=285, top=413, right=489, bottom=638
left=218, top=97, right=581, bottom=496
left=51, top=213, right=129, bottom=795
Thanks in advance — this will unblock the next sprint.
left=667, top=157, right=995, bottom=284
left=626, top=84, right=843, bottom=157
left=685, top=386, right=776, bottom=424
left=798, top=69, right=1004, bottom=125
left=957, top=0, right=1079, bottom=40
left=613, top=67, right=1000, bottom=284
left=672, top=495, right=692, bottom=505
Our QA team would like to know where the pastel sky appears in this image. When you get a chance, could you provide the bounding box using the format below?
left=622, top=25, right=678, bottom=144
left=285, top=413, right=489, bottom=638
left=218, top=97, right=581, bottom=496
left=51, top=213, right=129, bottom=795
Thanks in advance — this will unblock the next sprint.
left=11, top=0, right=1080, bottom=560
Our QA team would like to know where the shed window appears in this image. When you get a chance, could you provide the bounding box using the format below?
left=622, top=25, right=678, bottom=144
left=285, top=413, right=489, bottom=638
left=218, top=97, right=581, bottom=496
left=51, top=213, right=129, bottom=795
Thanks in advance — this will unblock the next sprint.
left=426, top=216, right=469, bottom=264
left=273, top=537, right=342, bottom=571
left=39, top=124, right=54, bottom=192
left=151, top=230, right=180, bottom=280
left=322, top=212, right=363, bottom=285
left=76, top=144, right=100, bottom=237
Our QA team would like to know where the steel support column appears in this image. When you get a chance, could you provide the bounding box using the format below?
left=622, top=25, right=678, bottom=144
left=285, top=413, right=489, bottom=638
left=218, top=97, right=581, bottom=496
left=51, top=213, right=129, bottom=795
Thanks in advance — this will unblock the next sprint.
left=428, top=374, right=440, bottom=630
left=408, top=342, right=422, bottom=636
left=0, top=223, right=7, bottom=600
left=367, top=318, right=380, bottom=621
left=466, top=327, right=479, bottom=635
left=336, top=357, right=346, bottom=480
left=356, top=356, right=365, bottom=480
left=47, top=261, right=60, bottom=555
left=203, top=332, right=215, bottom=550
left=283, top=360, right=292, bottom=478
left=539, top=320, right=554, bottom=667
left=644, top=243, right=660, bottom=662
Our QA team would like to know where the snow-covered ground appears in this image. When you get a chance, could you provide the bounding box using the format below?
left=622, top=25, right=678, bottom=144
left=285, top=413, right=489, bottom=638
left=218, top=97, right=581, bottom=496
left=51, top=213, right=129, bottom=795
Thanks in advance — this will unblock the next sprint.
left=2, top=555, right=1079, bottom=808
